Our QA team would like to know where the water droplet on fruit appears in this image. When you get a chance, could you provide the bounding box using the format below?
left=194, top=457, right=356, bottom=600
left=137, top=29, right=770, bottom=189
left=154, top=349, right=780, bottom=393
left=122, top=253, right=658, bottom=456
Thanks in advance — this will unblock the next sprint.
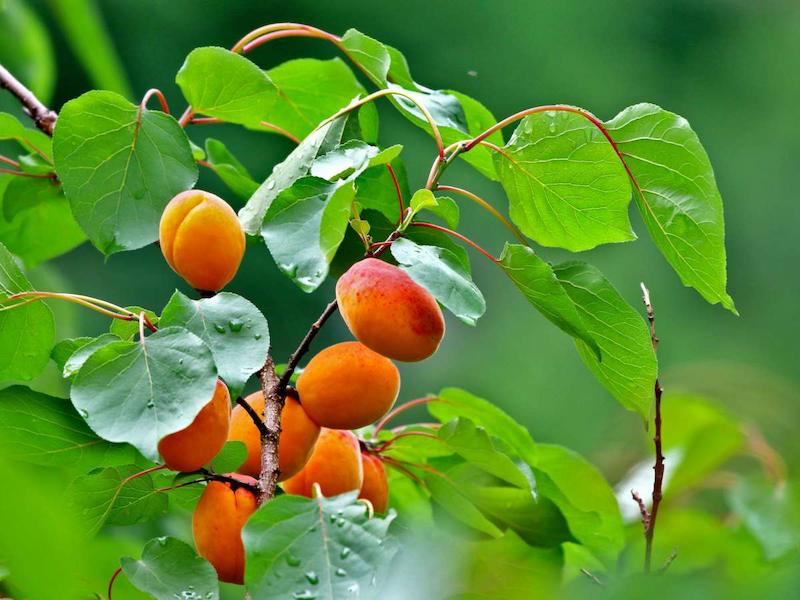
left=228, top=319, right=243, bottom=332
left=304, top=571, right=319, bottom=585
left=213, top=323, right=225, bottom=334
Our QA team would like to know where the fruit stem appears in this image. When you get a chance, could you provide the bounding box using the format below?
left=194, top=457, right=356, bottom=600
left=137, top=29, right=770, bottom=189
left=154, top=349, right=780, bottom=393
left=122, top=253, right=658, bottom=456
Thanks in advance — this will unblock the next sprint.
left=410, top=222, right=499, bottom=264
left=373, top=396, right=440, bottom=436
left=0, top=166, right=56, bottom=179
left=0, top=155, right=20, bottom=168
left=107, top=566, right=122, bottom=600
left=436, top=184, right=528, bottom=245
left=386, top=163, right=405, bottom=227
left=139, top=88, right=170, bottom=113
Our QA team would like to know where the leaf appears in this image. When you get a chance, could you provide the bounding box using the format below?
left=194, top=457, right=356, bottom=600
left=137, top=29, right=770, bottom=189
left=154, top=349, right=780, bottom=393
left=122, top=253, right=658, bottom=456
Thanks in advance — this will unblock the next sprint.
left=0, top=0, right=55, bottom=102
left=260, top=177, right=355, bottom=292
left=0, top=241, right=54, bottom=380
left=605, top=103, right=735, bottom=312
left=0, top=112, right=52, bottom=157
left=553, top=261, right=657, bottom=418
left=70, top=326, right=218, bottom=461
left=243, top=492, right=398, bottom=599
left=53, top=90, right=198, bottom=254
left=2, top=175, right=60, bottom=220
left=108, top=306, right=159, bottom=340
left=494, top=110, right=633, bottom=251
left=209, top=441, right=247, bottom=473
left=0, top=385, right=135, bottom=469
left=390, top=237, right=485, bottom=325
left=51, top=336, right=94, bottom=373
left=352, top=158, right=410, bottom=224
left=265, top=57, right=369, bottom=140
left=62, top=332, right=120, bottom=379
left=159, top=291, right=269, bottom=398
left=498, top=243, right=599, bottom=358
left=422, top=195, right=459, bottom=228
left=204, top=138, right=259, bottom=200
left=425, top=473, right=504, bottom=539
left=239, top=116, right=347, bottom=235
left=121, top=536, right=219, bottom=600
left=176, top=47, right=276, bottom=126
left=309, top=140, right=383, bottom=181
left=67, top=464, right=168, bottom=534
left=442, top=90, right=504, bottom=181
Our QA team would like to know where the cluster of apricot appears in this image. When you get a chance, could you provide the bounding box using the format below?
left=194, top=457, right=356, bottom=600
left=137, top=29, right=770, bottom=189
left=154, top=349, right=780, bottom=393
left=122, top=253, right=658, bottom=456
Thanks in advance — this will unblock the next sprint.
left=157, top=190, right=446, bottom=583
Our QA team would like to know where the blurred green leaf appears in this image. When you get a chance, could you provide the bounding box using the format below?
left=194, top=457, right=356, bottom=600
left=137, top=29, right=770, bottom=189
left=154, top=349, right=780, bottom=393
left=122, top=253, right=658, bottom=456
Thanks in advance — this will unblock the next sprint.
left=176, top=46, right=276, bottom=126
left=554, top=261, right=657, bottom=418
left=605, top=103, right=735, bottom=312
left=121, top=536, right=219, bottom=600
left=0, top=0, right=55, bottom=102
left=53, top=91, right=198, bottom=255
left=160, top=291, right=269, bottom=398
left=209, top=440, right=247, bottom=473
left=0, top=241, right=54, bottom=380
left=426, top=472, right=504, bottom=539
left=70, top=327, right=217, bottom=461
left=495, top=110, right=633, bottom=251
left=2, top=174, right=57, bottom=219
left=0, top=112, right=52, bottom=156
left=391, top=237, right=485, bottom=326
left=204, top=137, right=259, bottom=200
left=243, top=492, right=397, bottom=599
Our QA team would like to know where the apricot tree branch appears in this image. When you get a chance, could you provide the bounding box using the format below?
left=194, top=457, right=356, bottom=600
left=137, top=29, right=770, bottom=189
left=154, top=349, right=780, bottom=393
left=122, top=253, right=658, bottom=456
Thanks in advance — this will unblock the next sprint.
left=236, top=396, right=268, bottom=437
left=0, top=64, right=58, bottom=135
left=256, top=354, right=284, bottom=504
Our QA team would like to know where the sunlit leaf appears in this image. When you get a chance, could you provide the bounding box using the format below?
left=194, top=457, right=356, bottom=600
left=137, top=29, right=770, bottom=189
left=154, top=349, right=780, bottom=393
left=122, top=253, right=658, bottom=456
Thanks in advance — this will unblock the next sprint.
left=203, top=138, right=259, bottom=200
left=62, top=332, right=119, bottom=379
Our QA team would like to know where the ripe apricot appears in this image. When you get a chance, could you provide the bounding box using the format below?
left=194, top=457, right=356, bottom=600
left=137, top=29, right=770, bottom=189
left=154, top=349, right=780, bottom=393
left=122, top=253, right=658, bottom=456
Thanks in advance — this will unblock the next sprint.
left=228, top=391, right=320, bottom=481
left=296, top=341, right=400, bottom=430
left=158, top=379, right=231, bottom=473
left=336, top=258, right=445, bottom=362
left=159, top=189, right=245, bottom=292
left=282, top=428, right=363, bottom=498
left=359, top=452, right=389, bottom=514
left=193, top=475, right=257, bottom=584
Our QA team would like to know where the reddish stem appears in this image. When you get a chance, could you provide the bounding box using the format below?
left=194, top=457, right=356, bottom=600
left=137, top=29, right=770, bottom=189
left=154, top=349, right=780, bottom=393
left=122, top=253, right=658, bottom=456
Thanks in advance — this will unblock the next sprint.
left=376, top=431, right=441, bottom=453
left=436, top=184, right=527, bottom=245
left=385, top=163, right=405, bottom=226
left=241, top=28, right=331, bottom=53
left=373, top=396, right=440, bottom=436
left=410, top=222, right=499, bottom=263
left=0, top=167, right=56, bottom=179
left=0, top=155, right=20, bottom=168
left=107, top=566, right=122, bottom=600
left=139, top=88, right=170, bottom=113
left=189, top=117, right=301, bottom=144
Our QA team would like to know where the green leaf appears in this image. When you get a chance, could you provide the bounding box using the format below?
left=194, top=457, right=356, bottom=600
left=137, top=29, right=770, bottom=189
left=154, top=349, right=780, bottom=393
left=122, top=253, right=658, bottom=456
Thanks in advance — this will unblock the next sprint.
left=50, top=336, right=93, bottom=373
left=0, top=385, right=134, bottom=468
left=408, top=188, right=438, bottom=215
left=204, top=138, right=259, bottom=200
left=62, top=332, right=119, bottom=379
left=553, top=261, right=657, bottom=418
left=0, top=241, right=54, bottom=380
left=159, top=291, right=269, bottom=398
left=2, top=176, right=61, bottom=220
left=243, top=492, right=398, bottom=599
left=390, top=237, right=485, bottom=326
left=442, top=90, right=504, bottom=181
left=425, top=473, right=504, bottom=539
left=0, top=0, right=55, bottom=102
left=209, top=440, right=247, bottom=473
left=422, top=195, right=459, bottom=228
left=261, top=177, right=355, bottom=292
left=605, top=103, right=735, bottom=312
left=498, top=243, right=599, bottom=358
left=495, top=110, right=633, bottom=251
left=176, top=47, right=276, bottom=126
left=53, top=90, right=198, bottom=254
left=108, top=306, right=158, bottom=340
left=265, top=57, right=369, bottom=140
left=122, top=537, right=219, bottom=600
left=309, top=140, right=382, bottom=181
left=67, top=464, right=168, bottom=534
left=0, top=112, right=52, bottom=157
left=239, top=116, right=347, bottom=235
left=70, top=326, right=218, bottom=461
left=352, top=158, right=409, bottom=224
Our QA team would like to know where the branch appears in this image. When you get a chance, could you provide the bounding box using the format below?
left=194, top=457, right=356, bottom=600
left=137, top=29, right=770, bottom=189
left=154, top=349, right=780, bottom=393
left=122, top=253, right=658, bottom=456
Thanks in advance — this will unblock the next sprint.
left=256, top=354, right=284, bottom=504
left=0, top=64, right=58, bottom=135
left=236, top=396, right=268, bottom=437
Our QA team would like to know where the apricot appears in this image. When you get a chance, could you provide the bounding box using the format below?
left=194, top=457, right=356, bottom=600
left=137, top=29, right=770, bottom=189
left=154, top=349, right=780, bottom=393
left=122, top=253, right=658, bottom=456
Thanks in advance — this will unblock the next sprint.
left=228, top=391, right=320, bottom=481
left=159, top=189, right=245, bottom=292
left=193, top=475, right=257, bottom=584
left=336, top=258, right=445, bottom=362
left=282, top=428, right=363, bottom=498
left=296, top=341, right=400, bottom=429
left=158, top=379, right=231, bottom=473
left=359, top=452, right=389, bottom=514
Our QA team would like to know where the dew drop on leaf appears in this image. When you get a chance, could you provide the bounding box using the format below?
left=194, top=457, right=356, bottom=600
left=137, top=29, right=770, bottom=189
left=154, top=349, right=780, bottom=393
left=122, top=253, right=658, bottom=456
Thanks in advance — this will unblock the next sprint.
left=286, top=554, right=301, bottom=567
left=335, top=568, right=347, bottom=577
left=304, top=571, right=319, bottom=585
left=340, top=547, right=351, bottom=559
left=292, top=591, right=316, bottom=600
left=214, top=323, right=226, bottom=334
left=228, top=319, right=243, bottom=332
left=78, top=409, right=89, bottom=418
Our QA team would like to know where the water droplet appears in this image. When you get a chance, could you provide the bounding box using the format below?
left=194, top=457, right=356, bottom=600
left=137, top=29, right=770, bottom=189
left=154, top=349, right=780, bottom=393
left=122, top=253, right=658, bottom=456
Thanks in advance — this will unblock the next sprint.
left=213, top=323, right=226, bottom=334
left=336, top=518, right=346, bottom=528
left=78, top=409, right=89, bottom=418
left=266, top=180, right=276, bottom=190
left=228, top=319, right=243, bottom=332
left=292, top=591, right=316, bottom=600
left=146, top=400, right=155, bottom=409
left=347, top=582, right=360, bottom=595
left=548, top=121, right=556, bottom=133
left=254, top=333, right=262, bottom=340
left=304, top=571, right=319, bottom=585
left=340, top=547, right=351, bottom=559
left=156, top=536, right=167, bottom=546
left=178, top=358, right=184, bottom=365
left=286, top=554, right=301, bottom=567
left=335, top=568, right=347, bottom=577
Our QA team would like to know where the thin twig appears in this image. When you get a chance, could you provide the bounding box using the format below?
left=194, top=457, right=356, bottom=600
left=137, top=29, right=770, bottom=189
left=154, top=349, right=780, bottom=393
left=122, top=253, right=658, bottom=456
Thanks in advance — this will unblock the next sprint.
left=373, top=396, right=440, bottom=436
left=107, top=566, right=123, bottom=600
left=0, top=64, right=58, bottom=135
left=236, top=396, right=268, bottom=437
left=631, top=489, right=649, bottom=531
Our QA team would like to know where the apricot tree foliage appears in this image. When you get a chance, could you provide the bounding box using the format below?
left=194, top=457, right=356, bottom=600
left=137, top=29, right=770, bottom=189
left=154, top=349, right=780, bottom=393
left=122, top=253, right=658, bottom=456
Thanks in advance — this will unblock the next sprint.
left=0, top=20, right=737, bottom=599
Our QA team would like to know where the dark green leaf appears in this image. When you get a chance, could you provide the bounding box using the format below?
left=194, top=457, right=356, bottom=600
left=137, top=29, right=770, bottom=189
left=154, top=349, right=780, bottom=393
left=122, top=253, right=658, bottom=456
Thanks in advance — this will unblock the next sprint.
left=62, top=332, right=120, bottom=379
left=605, top=103, right=735, bottom=312
left=51, top=336, right=94, bottom=373
left=70, top=326, right=217, bottom=460
left=352, top=158, right=409, bottom=224
left=243, top=492, right=398, bottom=599
left=159, top=291, right=269, bottom=398
left=498, top=243, right=599, bottom=358
left=391, top=237, right=485, bottom=325
left=425, top=473, right=504, bottom=538
left=0, top=385, right=135, bottom=468
left=0, top=0, right=55, bottom=102
left=0, top=241, right=54, bottom=380
left=108, top=306, right=159, bottom=340
left=442, top=90, right=503, bottom=181
left=209, top=441, right=247, bottom=473
left=2, top=176, right=61, bottom=220
left=204, top=138, right=259, bottom=200
left=121, top=536, right=219, bottom=600
left=553, top=261, right=657, bottom=418
left=0, top=112, right=52, bottom=156
left=495, top=110, right=633, bottom=251
left=176, top=47, right=276, bottom=126
left=53, top=91, right=198, bottom=254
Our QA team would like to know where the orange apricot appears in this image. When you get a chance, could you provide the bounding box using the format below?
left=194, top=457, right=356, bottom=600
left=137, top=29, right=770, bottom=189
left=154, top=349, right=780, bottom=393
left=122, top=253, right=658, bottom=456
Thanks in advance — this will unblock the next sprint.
left=336, top=258, right=445, bottom=362
left=359, top=452, right=389, bottom=514
left=193, top=475, right=258, bottom=584
left=282, top=428, right=363, bottom=498
left=158, top=379, right=231, bottom=473
left=159, top=189, right=245, bottom=292
left=228, top=391, right=320, bottom=481
left=296, top=341, right=400, bottom=430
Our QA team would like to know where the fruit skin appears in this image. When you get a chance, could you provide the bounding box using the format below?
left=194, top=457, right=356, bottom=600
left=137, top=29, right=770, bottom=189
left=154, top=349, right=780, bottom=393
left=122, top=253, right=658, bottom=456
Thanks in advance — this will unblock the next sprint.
left=159, top=189, right=245, bottom=292
left=228, top=391, right=320, bottom=481
left=296, top=341, right=400, bottom=430
left=158, top=379, right=231, bottom=473
left=359, top=452, right=389, bottom=514
left=336, top=258, right=445, bottom=362
left=282, top=428, right=363, bottom=498
left=192, top=475, right=258, bottom=584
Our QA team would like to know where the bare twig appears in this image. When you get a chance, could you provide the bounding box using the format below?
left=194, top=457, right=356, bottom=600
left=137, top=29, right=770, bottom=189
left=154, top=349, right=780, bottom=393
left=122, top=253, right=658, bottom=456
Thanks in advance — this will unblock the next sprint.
left=0, top=64, right=58, bottom=135
left=256, top=354, right=284, bottom=504
left=631, top=489, right=649, bottom=530
left=236, top=396, right=268, bottom=437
